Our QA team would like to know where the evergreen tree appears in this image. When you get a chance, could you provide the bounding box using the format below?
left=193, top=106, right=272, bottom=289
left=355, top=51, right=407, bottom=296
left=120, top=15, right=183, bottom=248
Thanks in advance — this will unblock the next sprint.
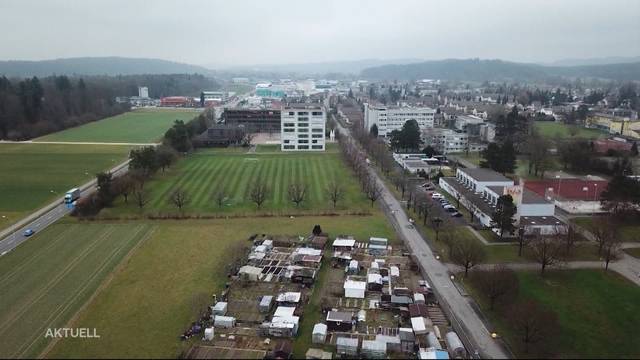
left=492, top=195, right=517, bottom=240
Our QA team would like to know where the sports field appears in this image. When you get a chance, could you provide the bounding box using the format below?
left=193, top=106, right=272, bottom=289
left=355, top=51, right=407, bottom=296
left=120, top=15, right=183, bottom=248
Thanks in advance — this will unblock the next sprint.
left=0, top=143, right=132, bottom=231
left=534, top=121, right=604, bottom=139
left=48, top=215, right=396, bottom=358
left=0, top=221, right=155, bottom=358
left=35, top=108, right=200, bottom=144
left=467, top=269, right=640, bottom=358
left=104, top=148, right=370, bottom=216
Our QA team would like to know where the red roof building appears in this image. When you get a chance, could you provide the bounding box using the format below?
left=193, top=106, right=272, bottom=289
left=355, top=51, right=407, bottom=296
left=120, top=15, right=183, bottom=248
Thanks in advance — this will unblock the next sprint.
left=525, top=179, right=608, bottom=201
left=160, top=96, right=190, bottom=107
left=592, top=139, right=633, bottom=154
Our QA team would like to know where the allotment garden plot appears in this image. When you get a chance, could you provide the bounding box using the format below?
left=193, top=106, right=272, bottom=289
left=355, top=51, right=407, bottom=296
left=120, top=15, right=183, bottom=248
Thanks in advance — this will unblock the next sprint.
left=107, top=151, right=370, bottom=215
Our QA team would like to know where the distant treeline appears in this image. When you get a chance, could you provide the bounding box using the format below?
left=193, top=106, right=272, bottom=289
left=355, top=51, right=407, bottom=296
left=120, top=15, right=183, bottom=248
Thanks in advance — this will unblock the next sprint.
left=0, top=74, right=219, bottom=140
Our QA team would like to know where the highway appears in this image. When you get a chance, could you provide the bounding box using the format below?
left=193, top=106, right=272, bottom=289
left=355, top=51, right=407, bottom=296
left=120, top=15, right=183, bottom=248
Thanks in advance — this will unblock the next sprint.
left=334, top=118, right=509, bottom=359
left=0, top=160, right=130, bottom=256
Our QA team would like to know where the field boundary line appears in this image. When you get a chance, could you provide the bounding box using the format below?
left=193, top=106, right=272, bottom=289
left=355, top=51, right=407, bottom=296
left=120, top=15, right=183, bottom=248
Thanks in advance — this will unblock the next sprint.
left=0, top=226, right=117, bottom=335
left=39, top=224, right=156, bottom=359
left=15, top=224, right=148, bottom=358
left=0, top=225, right=78, bottom=286
left=0, top=159, right=130, bottom=242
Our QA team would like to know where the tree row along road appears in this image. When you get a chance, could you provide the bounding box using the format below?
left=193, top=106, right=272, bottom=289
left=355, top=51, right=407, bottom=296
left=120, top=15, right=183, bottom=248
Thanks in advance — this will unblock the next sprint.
left=0, top=160, right=131, bottom=255
left=335, top=120, right=509, bottom=359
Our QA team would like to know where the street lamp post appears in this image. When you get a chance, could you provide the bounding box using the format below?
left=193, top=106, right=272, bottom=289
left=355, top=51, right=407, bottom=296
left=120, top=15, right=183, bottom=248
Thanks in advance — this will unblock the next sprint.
left=593, top=183, right=598, bottom=214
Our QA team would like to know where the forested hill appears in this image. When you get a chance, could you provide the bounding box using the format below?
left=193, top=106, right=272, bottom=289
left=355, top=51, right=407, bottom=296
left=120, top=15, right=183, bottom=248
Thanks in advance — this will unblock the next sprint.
left=360, top=59, right=640, bottom=81
left=0, top=57, right=213, bottom=77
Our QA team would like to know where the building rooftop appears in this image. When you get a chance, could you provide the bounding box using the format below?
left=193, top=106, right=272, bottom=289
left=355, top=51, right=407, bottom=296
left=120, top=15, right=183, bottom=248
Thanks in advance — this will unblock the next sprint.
left=327, top=311, right=353, bottom=323
left=520, top=216, right=565, bottom=227
left=459, top=168, right=512, bottom=182
left=525, top=179, right=608, bottom=201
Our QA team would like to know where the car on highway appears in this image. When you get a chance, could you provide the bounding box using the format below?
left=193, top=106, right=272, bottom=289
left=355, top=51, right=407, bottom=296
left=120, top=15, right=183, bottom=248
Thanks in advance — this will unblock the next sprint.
left=23, top=228, right=35, bottom=237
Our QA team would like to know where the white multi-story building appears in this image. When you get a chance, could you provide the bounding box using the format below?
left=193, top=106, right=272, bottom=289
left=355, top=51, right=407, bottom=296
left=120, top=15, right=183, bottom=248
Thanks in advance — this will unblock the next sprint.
left=364, top=103, right=435, bottom=136
left=138, top=86, right=149, bottom=98
left=281, top=104, right=325, bottom=151
left=423, top=128, right=469, bottom=154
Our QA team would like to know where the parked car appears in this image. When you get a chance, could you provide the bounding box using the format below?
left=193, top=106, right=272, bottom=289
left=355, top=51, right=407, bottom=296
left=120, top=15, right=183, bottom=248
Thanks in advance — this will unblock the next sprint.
left=23, top=228, right=35, bottom=237
left=451, top=211, right=463, bottom=217
left=445, top=207, right=458, bottom=213
left=431, top=193, right=443, bottom=199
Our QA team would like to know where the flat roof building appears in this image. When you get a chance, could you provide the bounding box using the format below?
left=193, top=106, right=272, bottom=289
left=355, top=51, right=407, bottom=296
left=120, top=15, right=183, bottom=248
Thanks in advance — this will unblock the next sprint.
left=364, top=103, right=435, bottom=137
left=281, top=104, right=325, bottom=151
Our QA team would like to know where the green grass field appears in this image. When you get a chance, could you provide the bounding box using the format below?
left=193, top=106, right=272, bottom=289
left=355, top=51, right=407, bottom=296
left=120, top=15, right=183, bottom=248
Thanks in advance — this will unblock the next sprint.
left=0, top=221, right=154, bottom=358
left=102, top=148, right=369, bottom=217
left=467, top=270, right=640, bottom=358
left=534, top=122, right=605, bottom=139
left=35, top=108, right=200, bottom=143
left=623, top=247, right=640, bottom=258
left=0, top=143, right=132, bottom=230
left=574, top=217, right=640, bottom=242
left=48, top=215, right=395, bottom=358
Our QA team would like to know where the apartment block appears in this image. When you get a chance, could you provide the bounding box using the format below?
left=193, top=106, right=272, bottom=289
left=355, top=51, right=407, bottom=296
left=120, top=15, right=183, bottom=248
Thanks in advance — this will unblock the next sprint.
left=364, top=103, right=435, bottom=136
left=281, top=104, right=325, bottom=151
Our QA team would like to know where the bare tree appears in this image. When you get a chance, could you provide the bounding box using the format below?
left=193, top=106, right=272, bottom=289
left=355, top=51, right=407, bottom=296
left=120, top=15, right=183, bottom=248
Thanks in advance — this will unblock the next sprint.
left=213, top=188, right=228, bottom=208
left=364, top=176, right=383, bottom=207
left=133, top=188, right=150, bottom=211
left=589, top=216, right=617, bottom=255
left=242, top=132, right=256, bottom=147
left=169, top=188, right=190, bottom=213
left=507, top=300, right=559, bottom=354
left=563, top=222, right=578, bottom=256
left=527, top=234, right=565, bottom=276
left=602, top=233, right=622, bottom=270
left=473, top=265, right=519, bottom=310
left=432, top=216, right=444, bottom=242
left=112, top=174, right=135, bottom=203
left=325, top=181, right=345, bottom=208
left=423, top=199, right=433, bottom=225
left=288, top=181, right=307, bottom=207
left=249, top=180, right=270, bottom=209
left=450, top=237, right=487, bottom=277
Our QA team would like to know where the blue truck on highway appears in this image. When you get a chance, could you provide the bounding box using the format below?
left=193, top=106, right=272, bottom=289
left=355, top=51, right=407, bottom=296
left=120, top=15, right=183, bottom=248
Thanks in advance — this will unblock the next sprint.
left=64, top=188, right=81, bottom=204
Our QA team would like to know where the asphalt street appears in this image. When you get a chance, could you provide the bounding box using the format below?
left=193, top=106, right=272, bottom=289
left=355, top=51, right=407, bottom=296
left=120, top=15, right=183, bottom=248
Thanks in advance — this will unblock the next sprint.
left=0, top=160, right=130, bottom=256
left=335, top=120, right=509, bottom=359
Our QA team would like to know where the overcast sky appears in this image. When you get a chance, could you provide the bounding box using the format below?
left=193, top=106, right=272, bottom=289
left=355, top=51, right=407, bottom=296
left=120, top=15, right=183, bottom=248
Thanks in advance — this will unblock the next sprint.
left=1, top=0, right=638, bottom=67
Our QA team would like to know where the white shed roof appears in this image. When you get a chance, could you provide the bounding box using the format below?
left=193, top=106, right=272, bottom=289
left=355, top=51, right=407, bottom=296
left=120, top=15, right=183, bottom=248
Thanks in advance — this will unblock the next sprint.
left=212, top=302, right=227, bottom=312
left=276, top=292, right=301, bottom=303
left=411, top=317, right=428, bottom=333
left=312, top=323, right=327, bottom=335
left=390, top=266, right=400, bottom=277
left=333, top=238, right=356, bottom=247
left=337, top=337, right=359, bottom=347
left=367, top=273, right=383, bottom=284
left=344, top=279, right=367, bottom=290
left=274, top=306, right=296, bottom=318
